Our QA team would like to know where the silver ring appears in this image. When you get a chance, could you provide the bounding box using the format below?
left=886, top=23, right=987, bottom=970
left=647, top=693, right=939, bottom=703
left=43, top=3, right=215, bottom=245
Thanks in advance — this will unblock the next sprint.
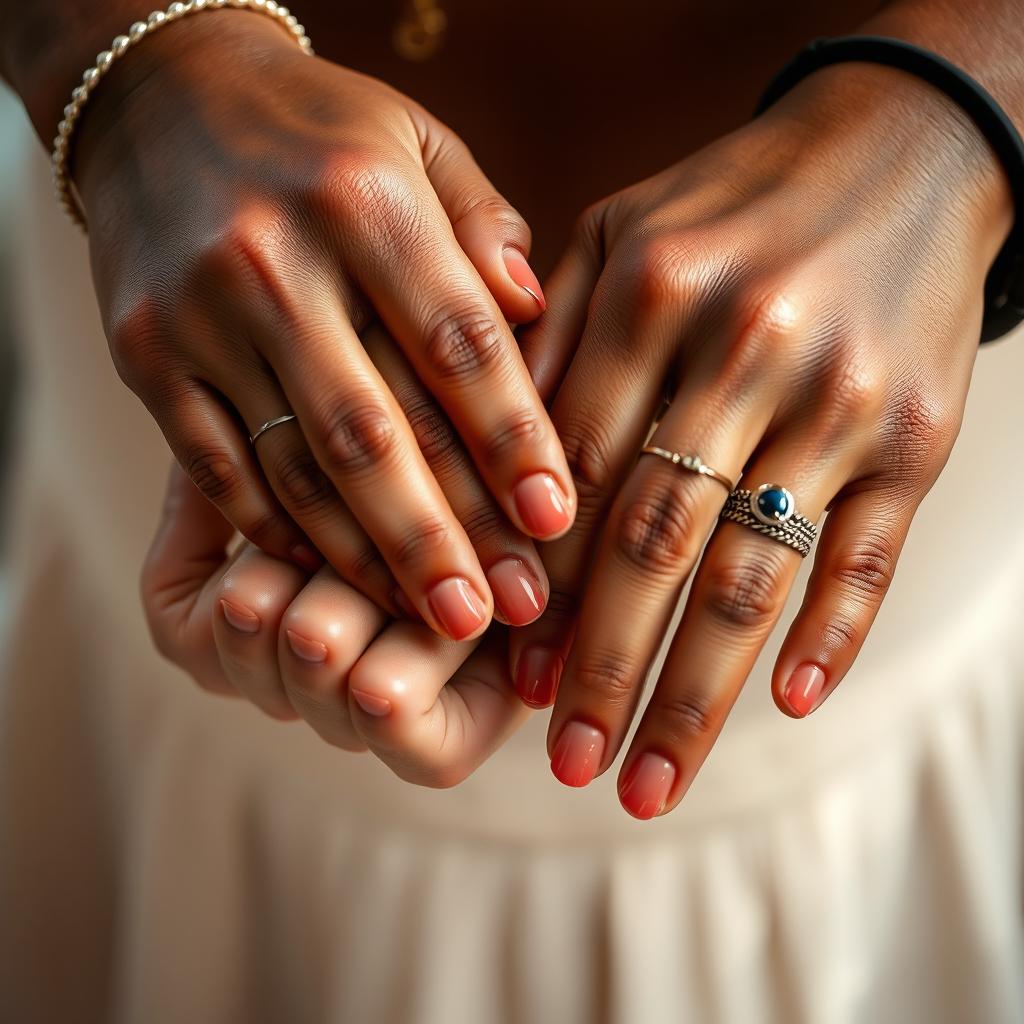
left=250, top=413, right=297, bottom=446
left=719, top=483, right=818, bottom=557
left=640, top=446, right=735, bottom=492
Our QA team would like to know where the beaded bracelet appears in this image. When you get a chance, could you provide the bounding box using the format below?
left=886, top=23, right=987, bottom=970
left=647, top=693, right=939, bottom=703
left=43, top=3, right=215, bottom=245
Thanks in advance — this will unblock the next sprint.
left=51, top=0, right=314, bottom=231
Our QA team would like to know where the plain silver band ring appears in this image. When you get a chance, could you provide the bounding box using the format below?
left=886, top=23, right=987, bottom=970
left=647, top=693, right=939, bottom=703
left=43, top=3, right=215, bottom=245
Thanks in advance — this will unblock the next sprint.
left=640, top=445, right=735, bottom=492
left=250, top=413, right=297, bottom=446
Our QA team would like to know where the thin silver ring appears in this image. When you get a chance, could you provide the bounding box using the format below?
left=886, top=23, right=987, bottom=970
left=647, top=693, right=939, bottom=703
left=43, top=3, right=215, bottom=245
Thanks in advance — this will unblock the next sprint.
left=639, top=446, right=735, bottom=492
left=250, top=413, right=297, bottom=446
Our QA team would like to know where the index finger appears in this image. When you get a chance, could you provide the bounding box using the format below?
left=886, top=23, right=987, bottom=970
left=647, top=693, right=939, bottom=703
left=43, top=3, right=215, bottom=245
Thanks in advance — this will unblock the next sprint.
left=340, top=162, right=577, bottom=541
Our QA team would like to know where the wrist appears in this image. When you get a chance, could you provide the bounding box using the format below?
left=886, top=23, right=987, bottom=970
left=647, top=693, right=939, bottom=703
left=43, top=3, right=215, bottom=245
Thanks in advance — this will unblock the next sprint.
left=762, top=60, right=1014, bottom=263
left=71, top=9, right=304, bottom=205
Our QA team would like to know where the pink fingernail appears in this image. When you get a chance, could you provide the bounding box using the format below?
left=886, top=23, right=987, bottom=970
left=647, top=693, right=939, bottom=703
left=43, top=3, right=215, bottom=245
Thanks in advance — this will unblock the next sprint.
left=220, top=599, right=260, bottom=635
left=515, top=646, right=564, bottom=707
left=286, top=629, right=327, bottom=664
left=502, top=247, right=546, bottom=311
left=551, top=721, right=605, bottom=787
left=487, top=558, right=544, bottom=626
left=513, top=473, right=572, bottom=539
left=290, top=543, right=322, bottom=572
left=619, top=753, right=676, bottom=820
left=783, top=663, right=826, bottom=717
left=427, top=577, right=488, bottom=640
left=351, top=689, right=391, bottom=717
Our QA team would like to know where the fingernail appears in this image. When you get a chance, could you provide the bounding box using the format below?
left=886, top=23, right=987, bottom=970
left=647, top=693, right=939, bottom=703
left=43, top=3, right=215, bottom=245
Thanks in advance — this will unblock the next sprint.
left=619, top=753, right=676, bottom=820
left=290, top=543, right=322, bottom=572
left=427, top=576, right=488, bottom=640
left=351, top=689, right=391, bottom=717
left=487, top=558, right=544, bottom=626
left=220, top=599, right=260, bottom=634
left=515, top=645, right=564, bottom=707
left=286, top=629, right=327, bottom=664
left=551, top=721, right=605, bottom=787
left=513, top=473, right=572, bottom=538
left=502, top=247, right=546, bottom=311
left=783, top=663, right=826, bottom=717
left=392, top=588, right=420, bottom=620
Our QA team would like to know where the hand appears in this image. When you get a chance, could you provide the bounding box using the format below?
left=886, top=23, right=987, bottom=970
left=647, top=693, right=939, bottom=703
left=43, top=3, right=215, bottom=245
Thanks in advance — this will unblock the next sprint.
left=510, top=63, right=1012, bottom=817
left=76, top=9, right=575, bottom=640
left=142, top=463, right=528, bottom=787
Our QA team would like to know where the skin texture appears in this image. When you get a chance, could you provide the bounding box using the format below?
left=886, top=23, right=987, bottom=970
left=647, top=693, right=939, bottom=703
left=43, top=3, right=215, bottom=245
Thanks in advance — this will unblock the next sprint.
left=511, top=63, right=1011, bottom=817
left=3, top=0, right=1023, bottom=805
left=14, top=11, right=579, bottom=641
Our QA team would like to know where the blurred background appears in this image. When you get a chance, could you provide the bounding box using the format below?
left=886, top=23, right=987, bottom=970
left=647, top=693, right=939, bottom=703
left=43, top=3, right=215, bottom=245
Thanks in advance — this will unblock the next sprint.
left=0, top=86, right=28, bottom=626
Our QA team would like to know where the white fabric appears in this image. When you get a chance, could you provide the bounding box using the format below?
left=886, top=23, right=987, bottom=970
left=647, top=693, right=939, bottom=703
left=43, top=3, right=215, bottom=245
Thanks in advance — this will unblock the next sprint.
left=1, top=140, right=1022, bottom=1024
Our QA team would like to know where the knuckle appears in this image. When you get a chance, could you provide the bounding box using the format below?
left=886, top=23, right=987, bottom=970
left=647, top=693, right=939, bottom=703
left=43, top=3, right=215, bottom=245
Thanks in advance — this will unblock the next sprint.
left=572, top=651, right=638, bottom=711
left=107, top=296, right=168, bottom=387
left=457, top=498, right=507, bottom=547
left=401, top=392, right=461, bottom=474
left=820, top=612, right=862, bottom=653
left=344, top=541, right=392, bottom=586
left=269, top=447, right=337, bottom=518
left=182, top=444, right=244, bottom=507
left=616, top=482, right=702, bottom=577
left=825, top=358, right=887, bottom=423
left=651, top=688, right=718, bottom=744
left=465, top=194, right=528, bottom=241
left=317, top=399, right=398, bottom=476
left=193, top=206, right=308, bottom=327
left=481, top=409, right=547, bottom=465
left=830, top=534, right=897, bottom=602
left=560, top=417, right=617, bottom=517
left=881, top=389, right=962, bottom=487
left=390, top=516, right=453, bottom=570
left=315, top=150, right=424, bottom=249
left=422, top=306, right=508, bottom=382
left=241, top=510, right=286, bottom=550
left=627, top=234, right=708, bottom=311
left=702, top=551, right=786, bottom=632
left=728, top=288, right=810, bottom=371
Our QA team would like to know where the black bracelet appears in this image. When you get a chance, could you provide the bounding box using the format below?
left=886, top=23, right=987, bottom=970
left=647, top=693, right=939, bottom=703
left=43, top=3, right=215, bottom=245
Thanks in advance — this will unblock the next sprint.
left=756, top=35, right=1024, bottom=345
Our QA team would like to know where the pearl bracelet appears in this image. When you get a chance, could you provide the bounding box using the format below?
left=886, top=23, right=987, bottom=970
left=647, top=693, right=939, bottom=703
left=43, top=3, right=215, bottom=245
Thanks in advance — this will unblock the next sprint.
left=51, top=0, right=314, bottom=231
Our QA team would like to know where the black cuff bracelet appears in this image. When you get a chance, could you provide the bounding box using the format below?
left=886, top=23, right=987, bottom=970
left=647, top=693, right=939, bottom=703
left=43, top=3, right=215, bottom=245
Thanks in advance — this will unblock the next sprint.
left=755, top=35, right=1024, bottom=345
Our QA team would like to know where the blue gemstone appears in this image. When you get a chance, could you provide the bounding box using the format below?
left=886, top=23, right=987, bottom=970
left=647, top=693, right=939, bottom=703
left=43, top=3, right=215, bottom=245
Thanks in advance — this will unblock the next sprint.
left=757, top=488, right=790, bottom=521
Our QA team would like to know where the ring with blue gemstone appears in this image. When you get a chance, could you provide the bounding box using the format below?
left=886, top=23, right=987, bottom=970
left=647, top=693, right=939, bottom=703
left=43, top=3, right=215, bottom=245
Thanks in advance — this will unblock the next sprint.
left=719, top=483, right=817, bottom=556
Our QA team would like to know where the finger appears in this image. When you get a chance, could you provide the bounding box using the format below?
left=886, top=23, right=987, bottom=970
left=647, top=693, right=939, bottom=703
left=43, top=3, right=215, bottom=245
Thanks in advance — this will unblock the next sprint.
left=424, top=126, right=545, bottom=324
left=507, top=265, right=687, bottom=708
left=347, top=626, right=528, bottom=788
left=140, top=463, right=239, bottom=697
left=279, top=566, right=390, bottom=751
left=339, top=160, right=576, bottom=542
left=363, top=324, right=549, bottom=627
left=617, top=436, right=861, bottom=819
left=212, top=361, right=404, bottom=617
left=149, top=377, right=320, bottom=571
left=545, top=387, right=762, bottom=784
left=771, top=485, right=914, bottom=718
left=212, top=543, right=309, bottom=720
left=258, top=294, right=495, bottom=642
left=516, top=205, right=604, bottom=400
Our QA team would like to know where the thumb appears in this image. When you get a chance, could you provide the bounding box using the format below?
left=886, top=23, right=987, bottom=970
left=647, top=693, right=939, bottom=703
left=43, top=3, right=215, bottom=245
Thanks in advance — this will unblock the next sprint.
left=424, top=126, right=545, bottom=325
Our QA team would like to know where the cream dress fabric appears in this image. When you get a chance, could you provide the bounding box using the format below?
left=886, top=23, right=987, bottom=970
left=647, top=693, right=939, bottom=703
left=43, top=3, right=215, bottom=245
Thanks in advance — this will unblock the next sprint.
left=1, top=138, right=1022, bottom=1024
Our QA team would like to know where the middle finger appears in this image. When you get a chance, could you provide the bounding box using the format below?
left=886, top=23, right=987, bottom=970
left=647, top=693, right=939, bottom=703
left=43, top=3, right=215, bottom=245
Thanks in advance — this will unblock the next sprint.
left=545, top=386, right=767, bottom=785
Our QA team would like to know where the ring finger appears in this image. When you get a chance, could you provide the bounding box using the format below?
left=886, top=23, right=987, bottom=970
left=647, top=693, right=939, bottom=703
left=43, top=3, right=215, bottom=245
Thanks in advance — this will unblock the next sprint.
left=615, top=436, right=861, bottom=818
